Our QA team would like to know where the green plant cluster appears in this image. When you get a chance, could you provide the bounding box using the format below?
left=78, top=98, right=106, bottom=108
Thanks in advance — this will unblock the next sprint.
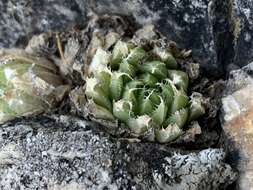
left=86, top=41, right=205, bottom=143
left=0, top=50, right=69, bottom=123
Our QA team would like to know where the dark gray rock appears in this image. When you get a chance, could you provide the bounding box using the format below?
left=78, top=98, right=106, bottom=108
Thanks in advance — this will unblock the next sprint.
left=0, top=0, right=88, bottom=48
left=233, top=0, right=253, bottom=68
left=89, top=0, right=221, bottom=76
left=0, top=0, right=244, bottom=76
left=0, top=115, right=236, bottom=190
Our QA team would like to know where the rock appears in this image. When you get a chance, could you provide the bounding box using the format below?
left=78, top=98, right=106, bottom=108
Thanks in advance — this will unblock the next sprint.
left=232, top=0, right=253, bottom=68
left=0, top=0, right=88, bottom=48
left=221, top=62, right=253, bottom=189
left=90, top=0, right=220, bottom=75
left=0, top=0, right=248, bottom=76
left=0, top=115, right=236, bottom=190
left=209, top=0, right=237, bottom=73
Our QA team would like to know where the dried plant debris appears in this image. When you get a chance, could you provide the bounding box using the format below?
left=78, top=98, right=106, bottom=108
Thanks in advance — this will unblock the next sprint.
left=0, top=49, right=70, bottom=124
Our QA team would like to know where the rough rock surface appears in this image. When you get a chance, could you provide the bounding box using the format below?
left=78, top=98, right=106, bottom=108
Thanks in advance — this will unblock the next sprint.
left=221, top=63, right=253, bottom=190
left=2, top=0, right=253, bottom=74
left=89, top=0, right=220, bottom=75
left=0, top=0, right=244, bottom=77
left=0, top=0, right=88, bottom=48
left=233, top=0, right=253, bottom=68
left=0, top=115, right=236, bottom=190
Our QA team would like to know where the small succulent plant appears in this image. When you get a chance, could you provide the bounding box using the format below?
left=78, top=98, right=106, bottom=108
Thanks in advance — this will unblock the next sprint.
left=85, top=40, right=205, bottom=143
left=0, top=49, right=70, bottom=124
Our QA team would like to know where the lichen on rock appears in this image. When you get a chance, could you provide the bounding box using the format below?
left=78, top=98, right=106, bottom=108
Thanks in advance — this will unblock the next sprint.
left=0, top=115, right=237, bottom=190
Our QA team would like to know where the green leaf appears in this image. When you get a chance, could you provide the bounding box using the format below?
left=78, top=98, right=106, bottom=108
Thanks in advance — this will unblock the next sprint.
left=188, top=92, right=205, bottom=122
left=4, top=90, right=47, bottom=115
left=109, top=73, right=124, bottom=101
left=125, top=47, right=146, bottom=65
left=155, top=124, right=183, bottom=143
left=125, top=80, right=144, bottom=89
left=159, top=83, right=174, bottom=106
left=140, top=61, right=167, bottom=79
left=149, top=90, right=160, bottom=105
left=0, top=50, right=70, bottom=124
left=111, top=41, right=130, bottom=69
left=85, top=78, right=112, bottom=111
left=93, top=85, right=112, bottom=112
left=119, top=60, right=137, bottom=77
left=122, top=87, right=138, bottom=113
left=127, top=115, right=152, bottom=135
left=138, top=73, right=158, bottom=87
left=168, top=70, right=189, bottom=92
left=97, top=71, right=111, bottom=97
left=164, top=108, right=188, bottom=128
left=113, top=100, right=133, bottom=122
left=88, top=100, right=114, bottom=120
left=152, top=97, right=168, bottom=126
left=153, top=46, right=178, bottom=69
left=170, top=92, right=189, bottom=114
left=138, top=95, right=154, bottom=115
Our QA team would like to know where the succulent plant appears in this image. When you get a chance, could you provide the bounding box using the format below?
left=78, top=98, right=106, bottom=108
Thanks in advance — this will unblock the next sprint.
left=0, top=49, right=70, bottom=124
left=85, top=41, right=205, bottom=143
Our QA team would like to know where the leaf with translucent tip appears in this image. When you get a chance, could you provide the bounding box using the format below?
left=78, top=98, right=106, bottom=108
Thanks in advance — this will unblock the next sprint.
left=168, top=70, right=189, bottom=92
left=170, top=92, right=189, bottom=114
left=159, top=83, right=174, bottom=106
left=164, top=108, right=188, bottom=128
left=125, top=80, right=144, bottom=89
left=113, top=100, right=133, bottom=122
left=122, top=87, right=138, bottom=113
left=140, top=61, right=167, bottom=79
left=151, top=97, right=168, bottom=125
left=138, top=95, right=154, bottom=115
left=127, top=115, right=152, bottom=135
left=85, top=78, right=112, bottom=111
left=111, top=41, right=130, bottom=69
left=109, top=73, right=124, bottom=101
left=188, top=92, right=205, bottom=122
left=96, top=71, right=111, bottom=97
left=138, top=73, right=158, bottom=87
left=153, top=46, right=178, bottom=69
left=155, top=124, right=183, bottom=143
left=88, top=100, right=114, bottom=120
left=93, top=85, right=112, bottom=112
left=149, top=90, right=160, bottom=105
left=119, top=60, right=137, bottom=77
left=125, top=47, right=146, bottom=65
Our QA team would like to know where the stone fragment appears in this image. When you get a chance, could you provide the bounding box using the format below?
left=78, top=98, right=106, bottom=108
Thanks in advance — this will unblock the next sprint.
left=221, top=62, right=253, bottom=189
